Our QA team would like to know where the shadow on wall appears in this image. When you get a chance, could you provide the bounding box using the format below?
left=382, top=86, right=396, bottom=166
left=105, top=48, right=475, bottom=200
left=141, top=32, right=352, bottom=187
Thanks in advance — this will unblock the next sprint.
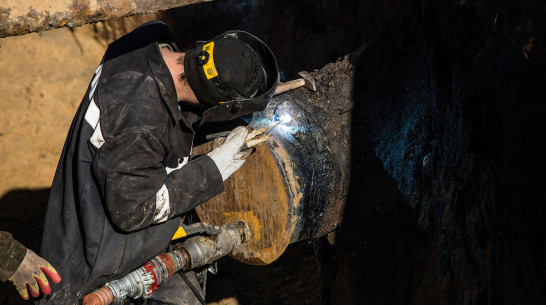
left=330, top=15, right=437, bottom=304
left=330, top=0, right=546, bottom=303
left=332, top=111, right=425, bottom=304
left=0, top=189, right=50, bottom=305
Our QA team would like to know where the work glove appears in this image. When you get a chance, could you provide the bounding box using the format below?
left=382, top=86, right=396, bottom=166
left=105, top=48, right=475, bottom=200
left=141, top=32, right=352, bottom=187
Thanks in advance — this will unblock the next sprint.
left=207, top=126, right=253, bottom=181
left=8, top=249, right=61, bottom=300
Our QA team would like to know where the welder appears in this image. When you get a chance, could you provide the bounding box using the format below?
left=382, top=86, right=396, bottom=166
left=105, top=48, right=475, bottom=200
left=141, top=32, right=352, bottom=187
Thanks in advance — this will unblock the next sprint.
left=37, top=20, right=278, bottom=305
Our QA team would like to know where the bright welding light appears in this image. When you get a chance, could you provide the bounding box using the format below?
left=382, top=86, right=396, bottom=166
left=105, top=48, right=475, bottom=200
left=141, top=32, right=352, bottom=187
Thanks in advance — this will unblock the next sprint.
left=268, top=103, right=298, bottom=137
left=279, top=113, right=292, bottom=124
left=272, top=113, right=292, bottom=125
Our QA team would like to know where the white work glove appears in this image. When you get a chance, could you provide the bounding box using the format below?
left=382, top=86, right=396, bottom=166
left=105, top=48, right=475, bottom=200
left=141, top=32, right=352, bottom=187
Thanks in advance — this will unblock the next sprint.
left=207, top=126, right=253, bottom=181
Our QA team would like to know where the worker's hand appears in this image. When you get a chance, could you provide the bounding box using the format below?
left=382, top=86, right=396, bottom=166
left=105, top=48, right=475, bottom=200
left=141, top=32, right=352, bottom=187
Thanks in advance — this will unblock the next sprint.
left=207, top=126, right=252, bottom=181
left=8, top=249, right=61, bottom=300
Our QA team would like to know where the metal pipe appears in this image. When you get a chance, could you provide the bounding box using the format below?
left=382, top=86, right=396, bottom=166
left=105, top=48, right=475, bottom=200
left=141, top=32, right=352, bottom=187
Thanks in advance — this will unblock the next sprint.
left=182, top=222, right=246, bottom=269
left=0, top=0, right=213, bottom=38
left=82, top=221, right=248, bottom=305
left=194, top=66, right=353, bottom=265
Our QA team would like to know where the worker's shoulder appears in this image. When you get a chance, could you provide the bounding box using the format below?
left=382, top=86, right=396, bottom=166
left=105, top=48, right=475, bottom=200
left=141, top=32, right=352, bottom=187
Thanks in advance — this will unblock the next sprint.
left=98, top=66, right=158, bottom=102
left=104, top=20, right=173, bottom=62
left=101, top=43, right=152, bottom=80
left=99, top=25, right=168, bottom=95
left=95, top=71, right=169, bottom=138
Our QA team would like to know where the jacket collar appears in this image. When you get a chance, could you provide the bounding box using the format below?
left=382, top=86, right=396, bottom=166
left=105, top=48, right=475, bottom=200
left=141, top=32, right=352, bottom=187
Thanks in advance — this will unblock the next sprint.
left=147, top=42, right=199, bottom=131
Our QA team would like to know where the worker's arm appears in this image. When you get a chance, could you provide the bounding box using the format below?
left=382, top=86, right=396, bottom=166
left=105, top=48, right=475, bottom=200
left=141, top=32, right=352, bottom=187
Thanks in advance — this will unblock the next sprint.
left=0, top=231, right=61, bottom=300
left=93, top=130, right=224, bottom=232
left=0, top=231, right=26, bottom=282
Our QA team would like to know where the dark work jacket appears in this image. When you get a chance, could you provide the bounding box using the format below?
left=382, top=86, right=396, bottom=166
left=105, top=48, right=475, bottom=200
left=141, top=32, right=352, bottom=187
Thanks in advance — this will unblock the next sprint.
left=38, top=21, right=223, bottom=304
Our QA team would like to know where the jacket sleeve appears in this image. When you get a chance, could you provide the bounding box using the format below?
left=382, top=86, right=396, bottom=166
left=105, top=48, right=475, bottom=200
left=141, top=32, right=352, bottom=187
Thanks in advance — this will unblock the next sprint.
left=0, top=231, right=27, bottom=282
left=93, top=130, right=223, bottom=232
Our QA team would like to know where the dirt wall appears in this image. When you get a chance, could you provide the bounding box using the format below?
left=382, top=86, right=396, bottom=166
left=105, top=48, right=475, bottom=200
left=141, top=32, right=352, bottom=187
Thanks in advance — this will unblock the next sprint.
left=331, top=1, right=546, bottom=304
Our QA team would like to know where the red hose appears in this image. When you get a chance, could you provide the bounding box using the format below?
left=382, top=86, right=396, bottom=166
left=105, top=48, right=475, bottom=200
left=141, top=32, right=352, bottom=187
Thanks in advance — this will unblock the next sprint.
left=82, top=287, right=114, bottom=305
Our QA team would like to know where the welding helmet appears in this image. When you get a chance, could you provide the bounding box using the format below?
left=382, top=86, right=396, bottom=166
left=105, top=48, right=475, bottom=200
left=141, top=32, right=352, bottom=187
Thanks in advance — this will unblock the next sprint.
left=184, top=30, right=278, bottom=123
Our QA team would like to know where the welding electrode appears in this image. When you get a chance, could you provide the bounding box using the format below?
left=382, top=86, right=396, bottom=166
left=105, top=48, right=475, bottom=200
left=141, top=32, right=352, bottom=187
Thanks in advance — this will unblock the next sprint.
left=205, top=125, right=275, bottom=152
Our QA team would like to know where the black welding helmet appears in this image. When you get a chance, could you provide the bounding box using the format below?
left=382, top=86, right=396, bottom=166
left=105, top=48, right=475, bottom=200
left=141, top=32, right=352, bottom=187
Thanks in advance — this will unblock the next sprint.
left=184, top=30, right=278, bottom=124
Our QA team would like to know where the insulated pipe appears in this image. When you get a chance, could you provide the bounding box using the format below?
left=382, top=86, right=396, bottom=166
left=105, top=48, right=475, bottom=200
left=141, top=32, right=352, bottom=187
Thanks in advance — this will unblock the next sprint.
left=0, top=0, right=213, bottom=38
left=82, top=222, right=248, bottom=305
left=194, top=60, right=354, bottom=265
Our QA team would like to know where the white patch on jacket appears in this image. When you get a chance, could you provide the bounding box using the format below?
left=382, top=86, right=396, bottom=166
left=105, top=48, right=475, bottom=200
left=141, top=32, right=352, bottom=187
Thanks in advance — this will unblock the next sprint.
left=154, top=184, right=170, bottom=223
left=84, top=64, right=105, bottom=149
left=154, top=157, right=189, bottom=223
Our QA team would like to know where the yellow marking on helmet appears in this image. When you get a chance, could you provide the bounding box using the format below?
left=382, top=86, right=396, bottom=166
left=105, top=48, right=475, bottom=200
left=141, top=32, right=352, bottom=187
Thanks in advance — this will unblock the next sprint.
left=202, top=41, right=218, bottom=80
left=171, top=226, right=188, bottom=240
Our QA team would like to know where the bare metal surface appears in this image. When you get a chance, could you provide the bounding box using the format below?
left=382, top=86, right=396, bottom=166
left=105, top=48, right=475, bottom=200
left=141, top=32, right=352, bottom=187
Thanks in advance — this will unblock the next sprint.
left=0, top=0, right=212, bottom=38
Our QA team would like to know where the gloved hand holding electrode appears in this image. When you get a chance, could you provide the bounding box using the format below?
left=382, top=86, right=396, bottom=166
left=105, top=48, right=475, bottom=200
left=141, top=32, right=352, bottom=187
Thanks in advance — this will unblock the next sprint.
left=206, top=125, right=274, bottom=181
left=207, top=126, right=253, bottom=181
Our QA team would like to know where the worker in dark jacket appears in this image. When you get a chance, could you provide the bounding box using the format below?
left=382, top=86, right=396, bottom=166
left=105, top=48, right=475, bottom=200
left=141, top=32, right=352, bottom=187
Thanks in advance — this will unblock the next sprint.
left=0, top=231, right=61, bottom=300
left=37, top=20, right=277, bottom=305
